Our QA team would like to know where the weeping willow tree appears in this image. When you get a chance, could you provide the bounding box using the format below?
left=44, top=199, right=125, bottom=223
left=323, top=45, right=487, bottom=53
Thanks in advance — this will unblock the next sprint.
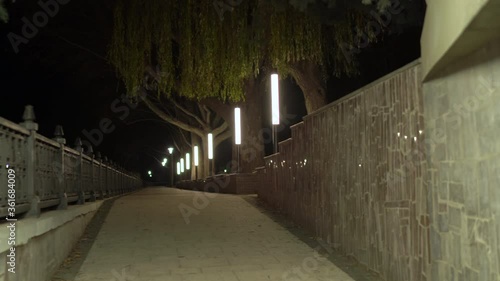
left=264, top=3, right=385, bottom=111
left=110, top=0, right=262, bottom=102
left=109, top=0, right=405, bottom=173
left=110, top=0, right=267, bottom=174
left=109, top=0, right=390, bottom=107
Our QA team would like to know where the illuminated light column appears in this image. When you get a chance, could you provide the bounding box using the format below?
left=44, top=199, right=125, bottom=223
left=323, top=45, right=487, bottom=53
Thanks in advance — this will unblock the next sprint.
left=234, top=107, right=241, bottom=173
left=176, top=162, right=180, bottom=175
left=168, top=147, right=174, bottom=186
left=194, top=146, right=199, bottom=179
left=208, top=133, right=213, bottom=176
left=271, top=74, right=280, bottom=153
left=180, top=158, right=185, bottom=174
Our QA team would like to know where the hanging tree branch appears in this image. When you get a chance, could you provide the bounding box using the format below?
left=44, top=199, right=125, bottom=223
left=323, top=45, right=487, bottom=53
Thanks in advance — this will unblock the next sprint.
left=141, top=95, right=204, bottom=137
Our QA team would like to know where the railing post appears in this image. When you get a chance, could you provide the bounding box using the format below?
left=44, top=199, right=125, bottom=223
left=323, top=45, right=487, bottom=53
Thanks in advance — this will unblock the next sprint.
left=86, top=145, right=96, bottom=202
left=104, top=156, right=110, bottom=197
left=96, top=152, right=104, bottom=199
left=74, top=137, right=85, bottom=205
left=53, top=125, right=68, bottom=210
left=20, top=105, right=40, bottom=217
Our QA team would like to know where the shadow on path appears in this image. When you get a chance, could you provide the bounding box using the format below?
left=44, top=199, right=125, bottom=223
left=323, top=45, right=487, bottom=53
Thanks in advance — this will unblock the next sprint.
left=50, top=196, right=123, bottom=281
left=241, top=195, right=384, bottom=281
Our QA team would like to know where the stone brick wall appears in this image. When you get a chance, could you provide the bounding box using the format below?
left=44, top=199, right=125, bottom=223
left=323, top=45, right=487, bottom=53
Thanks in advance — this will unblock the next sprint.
left=423, top=38, right=500, bottom=281
left=259, top=61, right=430, bottom=281
left=176, top=173, right=257, bottom=195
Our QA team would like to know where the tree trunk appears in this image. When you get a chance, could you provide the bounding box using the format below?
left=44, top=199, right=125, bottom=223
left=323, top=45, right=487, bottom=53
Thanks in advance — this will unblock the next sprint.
left=235, top=78, right=265, bottom=173
left=290, top=60, right=328, bottom=113
left=200, top=135, right=209, bottom=178
left=202, top=78, right=265, bottom=174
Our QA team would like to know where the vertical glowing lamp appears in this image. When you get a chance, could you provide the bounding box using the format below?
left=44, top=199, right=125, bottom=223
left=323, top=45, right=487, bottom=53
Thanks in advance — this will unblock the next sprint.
left=193, top=145, right=199, bottom=179
left=180, top=158, right=185, bottom=173
left=235, top=108, right=241, bottom=173
left=176, top=162, right=180, bottom=175
left=208, top=133, right=213, bottom=160
left=208, top=133, right=213, bottom=176
left=235, top=108, right=241, bottom=145
left=194, top=146, right=199, bottom=166
left=271, top=74, right=280, bottom=125
left=271, top=74, right=280, bottom=153
left=168, top=147, right=174, bottom=186
left=186, top=153, right=190, bottom=170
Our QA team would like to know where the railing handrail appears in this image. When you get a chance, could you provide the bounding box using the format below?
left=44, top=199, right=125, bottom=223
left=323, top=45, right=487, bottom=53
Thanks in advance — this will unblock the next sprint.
left=0, top=105, right=144, bottom=219
left=0, top=116, right=30, bottom=136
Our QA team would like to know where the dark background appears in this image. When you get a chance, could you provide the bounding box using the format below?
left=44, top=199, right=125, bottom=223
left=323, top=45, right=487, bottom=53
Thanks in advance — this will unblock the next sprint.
left=0, top=0, right=424, bottom=182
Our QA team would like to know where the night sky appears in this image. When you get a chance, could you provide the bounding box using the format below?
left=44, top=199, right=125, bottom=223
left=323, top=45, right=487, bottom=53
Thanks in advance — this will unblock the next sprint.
left=0, top=0, right=424, bottom=182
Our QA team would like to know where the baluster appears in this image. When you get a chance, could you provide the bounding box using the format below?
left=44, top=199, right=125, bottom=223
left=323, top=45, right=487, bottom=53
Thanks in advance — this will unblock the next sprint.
left=53, top=125, right=68, bottom=210
left=20, top=105, right=40, bottom=217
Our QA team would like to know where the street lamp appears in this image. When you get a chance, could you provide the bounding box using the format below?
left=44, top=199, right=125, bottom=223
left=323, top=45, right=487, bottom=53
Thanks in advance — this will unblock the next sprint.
left=186, top=153, right=190, bottom=171
left=208, top=133, right=213, bottom=176
left=271, top=74, right=280, bottom=154
left=168, top=147, right=174, bottom=186
left=194, top=145, right=199, bottom=179
left=176, top=162, right=180, bottom=175
left=162, top=158, right=167, bottom=167
left=234, top=107, right=241, bottom=173
left=180, top=158, right=185, bottom=174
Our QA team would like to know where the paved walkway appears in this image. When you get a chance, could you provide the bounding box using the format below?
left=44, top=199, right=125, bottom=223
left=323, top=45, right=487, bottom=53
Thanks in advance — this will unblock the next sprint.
left=73, top=187, right=355, bottom=281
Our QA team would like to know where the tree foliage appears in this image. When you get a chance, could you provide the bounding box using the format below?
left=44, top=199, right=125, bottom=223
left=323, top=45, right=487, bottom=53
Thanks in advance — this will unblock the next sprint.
left=109, top=0, right=385, bottom=102
left=0, top=0, right=8, bottom=23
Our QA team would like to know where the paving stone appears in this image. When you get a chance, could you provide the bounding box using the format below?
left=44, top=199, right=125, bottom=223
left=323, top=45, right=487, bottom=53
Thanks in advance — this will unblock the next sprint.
left=73, top=188, right=356, bottom=281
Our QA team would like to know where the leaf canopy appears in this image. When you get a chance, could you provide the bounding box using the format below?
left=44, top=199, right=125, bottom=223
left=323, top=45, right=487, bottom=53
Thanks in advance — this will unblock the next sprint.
left=109, top=0, right=380, bottom=102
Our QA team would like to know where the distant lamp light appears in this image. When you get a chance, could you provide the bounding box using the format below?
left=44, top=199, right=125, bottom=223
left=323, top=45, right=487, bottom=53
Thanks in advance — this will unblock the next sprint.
left=186, top=153, right=191, bottom=170
left=177, top=162, right=180, bottom=175
left=224, top=169, right=227, bottom=173
left=148, top=170, right=152, bottom=175
left=168, top=147, right=174, bottom=155
left=194, top=146, right=199, bottom=166
left=208, top=133, right=213, bottom=160
left=180, top=158, right=185, bottom=173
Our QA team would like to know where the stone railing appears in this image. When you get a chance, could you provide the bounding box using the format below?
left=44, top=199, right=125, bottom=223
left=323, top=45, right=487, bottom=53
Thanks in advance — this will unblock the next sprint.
left=0, top=105, right=143, bottom=218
